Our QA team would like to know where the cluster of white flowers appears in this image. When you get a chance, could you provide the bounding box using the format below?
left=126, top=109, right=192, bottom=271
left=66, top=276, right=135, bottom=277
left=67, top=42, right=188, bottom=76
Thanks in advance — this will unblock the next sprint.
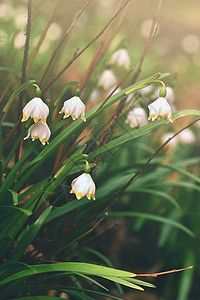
left=20, top=71, right=175, bottom=203
left=22, top=95, right=86, bottom=145
left=89, top=48, right=131, bottom=101
left=22, top=97, right=51, bottom=145
left=126, top=93, right=173, bottom=129
left=21, top=92, right=95, bottom=201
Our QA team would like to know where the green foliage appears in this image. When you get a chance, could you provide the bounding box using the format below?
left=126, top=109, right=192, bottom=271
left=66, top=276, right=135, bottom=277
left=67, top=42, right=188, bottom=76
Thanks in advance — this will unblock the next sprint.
left=0, top=1, right=199, bottom=299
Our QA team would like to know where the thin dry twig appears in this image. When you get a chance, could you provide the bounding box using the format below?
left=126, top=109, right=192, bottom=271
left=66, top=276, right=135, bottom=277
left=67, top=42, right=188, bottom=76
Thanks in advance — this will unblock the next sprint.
left=16, top=0, right=32, bottom=161
left=94, top=0, right=162, bottom=150
left=18, top=0, right=32, bottom=117
left=51, top=122, right=97, bottom=176
left=66, top=220, right=119, bottom=259
left=130, top=0, right=162, bottom=84
left=58, top=213, right=108, bottom=253
left=42, top=0, right=130, bottom=93
left=39, top=0, right=92, bottom=87
left=26, top=0, right=60, bottom=72
left=80, top=0, right=126, bottom=90
left=97, top=0, right=163, bottom=112
left=136, top=266, right=193, bottom=277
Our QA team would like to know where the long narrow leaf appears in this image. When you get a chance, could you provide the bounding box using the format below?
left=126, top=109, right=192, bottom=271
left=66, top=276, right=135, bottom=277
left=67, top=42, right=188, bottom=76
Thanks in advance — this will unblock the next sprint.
left=110, top=212, right=195, bottom=237
left=0, top=262, right=136, bottom=286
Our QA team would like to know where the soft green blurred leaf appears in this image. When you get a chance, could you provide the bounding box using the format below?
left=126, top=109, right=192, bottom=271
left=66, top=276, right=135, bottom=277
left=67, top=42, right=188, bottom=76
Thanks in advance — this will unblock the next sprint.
left=9, top=206, right=52, bottom=261
left=111, top=212, right=195, bottom=237
left=89, top=110, right=200, bottom=159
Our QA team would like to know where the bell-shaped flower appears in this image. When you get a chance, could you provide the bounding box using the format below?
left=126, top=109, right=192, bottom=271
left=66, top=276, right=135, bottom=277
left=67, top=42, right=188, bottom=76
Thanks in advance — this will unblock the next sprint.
left=70, top=173, right=96, bottom=200
left=98, top=69, right=117, bottom=90
left=59, top=96, right=86, bottom=121
left=24, top=121, right=51, bottom=145
left=148, top=97, right=172, bottom=122
left=126, top=107, right=148, bottom=128
left=21, top=97, right=49, bottom=124
left=110, top=48, right=131, bottom=69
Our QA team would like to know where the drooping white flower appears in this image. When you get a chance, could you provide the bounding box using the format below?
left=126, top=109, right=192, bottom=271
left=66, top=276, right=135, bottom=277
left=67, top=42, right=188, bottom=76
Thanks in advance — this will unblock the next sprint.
left=148, top=97, right=172, bottom=122
left=24, top=121, right=51, bottom=145
left=59, top=96, right=86, bottom=121
left=70, top=173, right=96, bottom=200
left=98, top=70, right=117, bottom=90
left=126, top=107, right=148, bottom=128
left=178, top=128, right=196, bottom=144
left=110, top=48, right=131, bottom=69
left=22, top=97, right=49, bottom=124
left=154, top=86, right=175, bottom=104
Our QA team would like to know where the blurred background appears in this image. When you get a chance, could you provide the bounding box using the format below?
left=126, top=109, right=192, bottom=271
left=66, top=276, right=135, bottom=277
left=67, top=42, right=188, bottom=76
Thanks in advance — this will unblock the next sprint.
left=0, top=0, right=200, bottom=299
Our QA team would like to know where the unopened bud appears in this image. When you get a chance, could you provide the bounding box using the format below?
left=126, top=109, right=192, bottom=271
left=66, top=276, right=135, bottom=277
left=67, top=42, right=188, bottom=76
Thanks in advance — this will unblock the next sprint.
left=159, top=85, right=167, bottom=98
left=84, top=160, right=91, bottom=174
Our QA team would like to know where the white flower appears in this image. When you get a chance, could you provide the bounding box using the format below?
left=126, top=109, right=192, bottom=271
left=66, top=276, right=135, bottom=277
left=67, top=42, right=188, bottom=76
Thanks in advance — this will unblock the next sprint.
left=148, top=97, right=172, bottom=122
left=24, top=121, right=51, bottom=145
left=98, top=70, right=117, bottom=90
left=70, top=173, right=96, bottom=200
left=126, top=107, right=148, bottom=128
left=178, top=128, right=196, bottom=144
left=59, top=96, right=86, bottom=121
left=21, top=97, right=49, bottom=124
left=154, top=86, right=175, bottom=104
left=110, top=48, right=131, bottom=69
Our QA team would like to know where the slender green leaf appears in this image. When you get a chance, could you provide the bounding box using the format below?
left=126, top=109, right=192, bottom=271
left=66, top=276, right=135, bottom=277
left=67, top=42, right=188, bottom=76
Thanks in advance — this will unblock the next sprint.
left=1, top=284, right=123, bottom=300
left=45, top=199, right=90, bottom=223
left=89, top=110, right=200, bottom=159
left=0, top=205, right=32, bottom=216
left=75, top=273, right=108, bottom=291
left=9, top=206, right=52, bottom=261
left=82, top=248, right=124, bottom=294
left=110, top=212, right=195, bottom=237
left=12, top=297, right=63, bottom=300
left=126, top=187, right=180, bottom=209
left=177, top=252, right=195, bottom=300
left=0, top=262, right=136, bottom=286
left=126, top=278, right=156, bottom=288
left=102, top=276, right=144, bottom=291
left=2, top=80, right=36, bottom=114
